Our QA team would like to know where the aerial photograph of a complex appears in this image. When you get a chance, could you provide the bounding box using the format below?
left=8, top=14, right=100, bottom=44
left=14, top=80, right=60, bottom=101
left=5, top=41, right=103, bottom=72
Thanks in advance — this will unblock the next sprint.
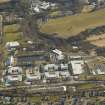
left=1, top=0, right=105, bottom=105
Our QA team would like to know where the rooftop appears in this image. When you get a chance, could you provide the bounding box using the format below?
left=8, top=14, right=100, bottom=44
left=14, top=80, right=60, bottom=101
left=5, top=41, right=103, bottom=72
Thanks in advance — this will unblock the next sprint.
left=71, top=60, right=84, bottom=75
left=26, top=67, right=41, bottom=80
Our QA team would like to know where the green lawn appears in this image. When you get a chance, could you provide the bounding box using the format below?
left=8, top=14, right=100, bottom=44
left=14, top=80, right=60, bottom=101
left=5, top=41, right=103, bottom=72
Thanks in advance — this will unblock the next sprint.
left=4, top=32, right=22, bottom=42
left=78, top=83, right=98, bottom=89
left=4, top=24, right=20, bottom=33
left=3, top=24, right=24, bottom=42
left=40, top=8, right=105, bottom=38
left=29, top=96, right=41, bottom=103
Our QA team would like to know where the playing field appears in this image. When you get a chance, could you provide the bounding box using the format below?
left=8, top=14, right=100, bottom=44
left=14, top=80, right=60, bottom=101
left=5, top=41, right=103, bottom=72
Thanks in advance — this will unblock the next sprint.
left=40, top=8, right=105, bottom=38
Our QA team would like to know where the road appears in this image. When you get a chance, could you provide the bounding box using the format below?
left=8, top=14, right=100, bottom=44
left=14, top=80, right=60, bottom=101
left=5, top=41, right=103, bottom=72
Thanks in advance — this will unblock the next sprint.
left=0, top=80, right=86, bottom=91
left=1, top=80, right=105, bottom=91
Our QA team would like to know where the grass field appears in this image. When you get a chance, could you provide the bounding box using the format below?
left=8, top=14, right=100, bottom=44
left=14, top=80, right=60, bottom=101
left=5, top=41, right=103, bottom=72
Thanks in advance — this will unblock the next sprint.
left=4, top=24, right=20, bottom=33
left=78, top=83, right=98, bottom=89
left=40, top=8, right=105, bottom=38
left=4, top=24, right=22, bottom=42
left=0, top=24, right=23, bottom=66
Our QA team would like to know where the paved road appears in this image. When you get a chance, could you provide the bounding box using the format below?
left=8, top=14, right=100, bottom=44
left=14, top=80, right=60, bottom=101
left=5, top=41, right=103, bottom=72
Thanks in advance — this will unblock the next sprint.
left=1, top=80, right=105, bottom=91
left=0, top=80, right=105, bottom=96
left=0, top=80, right=86, bottom=91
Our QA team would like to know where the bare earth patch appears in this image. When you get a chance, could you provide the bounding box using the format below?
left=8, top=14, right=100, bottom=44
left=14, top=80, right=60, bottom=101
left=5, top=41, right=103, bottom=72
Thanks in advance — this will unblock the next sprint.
left=86, top=34, right=105, bottom=47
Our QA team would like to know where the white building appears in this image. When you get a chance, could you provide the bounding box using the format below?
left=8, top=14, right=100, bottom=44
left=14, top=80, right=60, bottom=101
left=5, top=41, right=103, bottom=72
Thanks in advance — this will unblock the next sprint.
left=31, top=0, right=57, bottom=13
left=44, top=71, right=60, bottom=79
left=60, top=64, right=68, bottom=71
left=59, top=64, right=70, bottom=78
left=59, top=71, right=70, bottom=78
left=70, top=60, right=84, bottom=75
left=40, top=1, right=50, bottom=10
left=50, top=49, right=64, bottom=63
left=26, top=67, right=41, bottom=81
left=6, top=41, right=20, bottom=51
left=44, top=64, right=59, bottom=79
left=5, top=66, right=22, bottom=83
left=44, top=64, right=70, bottom=79
left=44, top=64, right=58, bottom=72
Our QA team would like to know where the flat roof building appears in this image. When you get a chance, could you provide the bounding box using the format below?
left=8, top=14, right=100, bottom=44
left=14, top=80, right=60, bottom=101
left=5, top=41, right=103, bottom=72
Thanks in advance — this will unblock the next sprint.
left=5, top=66, right=22, bottom=83
left=44, top=64, right=59, bottom=79
left=71, top=60, right=84, bottom=75
left=26, top=67, right=41, bottom=81
left=6, top=41, right=20, bottom=51
left=50, top=49, right=65, bottom=63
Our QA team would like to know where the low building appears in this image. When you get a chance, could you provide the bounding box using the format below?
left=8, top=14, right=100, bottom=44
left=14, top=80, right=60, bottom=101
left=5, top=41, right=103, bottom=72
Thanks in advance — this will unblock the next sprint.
left=44, top=64, right=59, bottom=80
left=44, top=64, right=58, bottom=72
left=59, top=71, right=70, bottom=78
left=26, top=67, right=41, bottom=81
left=5, top=41, right=20, bottom=52
left=70, top=60, right=84, bottom=75
left=31, top=0, right=57, bottom=13
left=5, top=66, right=22, bottom=84
left=15, top=51, right=49, bottom=66
left=50, top=49, right=64, bottom=63
left=59, top=64, right=70, bottom=78
left=60, top=64, right=68, bottom=71
left=44, top=71, right=60, bottom=79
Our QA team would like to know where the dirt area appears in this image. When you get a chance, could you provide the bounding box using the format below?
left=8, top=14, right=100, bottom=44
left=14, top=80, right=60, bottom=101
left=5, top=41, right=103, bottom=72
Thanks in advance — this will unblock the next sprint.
left=86, top=34, right=105, bottom=47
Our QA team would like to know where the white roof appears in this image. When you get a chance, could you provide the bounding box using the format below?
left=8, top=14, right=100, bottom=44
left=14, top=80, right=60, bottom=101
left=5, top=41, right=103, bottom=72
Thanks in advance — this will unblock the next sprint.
left=40, top=2, right=50, bottom=10
left=92, top=70, right=96, bottom=75
left=26, top=71, right=41, bottom=80
left=26, top=74, right=41, bottom=80
left=97, top=69, right=105, bottom=75
left=9, top=56, right=14, bottom=65
left=7, top=75, right=22, bottom=81
left=71, top=60, right=84, bottom=75
left=58, top=54, right=64, bottom=60
left=26, top=68, right=41, bottom=80
left=7, top=66, right=22, bottom=74
left=59, top=71, right=70, bottom=77
left=70, top=56, right=82, bottom=59
left=45, top=71, right=59, bottom=78
left=6, top=41, right=20, bottom=47
left=52, top=49, right=63, bottom=55
left=60, top=64, right=68, bottom=70
left=34, top=6, right=40, bottom=13
left=44, top=64, right=58, bottom=71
